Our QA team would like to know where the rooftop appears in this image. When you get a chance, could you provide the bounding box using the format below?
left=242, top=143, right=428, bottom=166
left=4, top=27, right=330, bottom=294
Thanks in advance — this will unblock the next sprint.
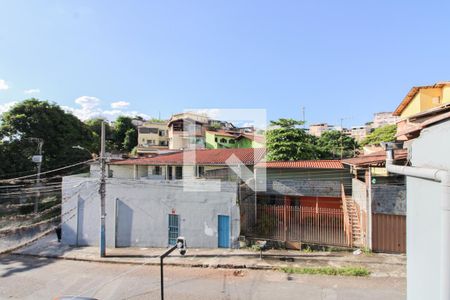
left=110, top=148, right=266, bottom=166
left=393, top=82, right=450, bottom=116
left=342, top=149, right=408, bottom=167
left=255, top=160, right=344, bottom=169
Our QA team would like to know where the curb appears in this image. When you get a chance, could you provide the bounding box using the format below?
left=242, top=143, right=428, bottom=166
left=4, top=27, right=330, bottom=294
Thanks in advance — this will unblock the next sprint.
left=11, top=253, right=277, bottom=271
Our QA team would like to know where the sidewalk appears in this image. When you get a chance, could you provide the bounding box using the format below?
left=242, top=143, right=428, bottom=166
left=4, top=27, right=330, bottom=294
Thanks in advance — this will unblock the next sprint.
left=12, top=235, right=406, bottom=277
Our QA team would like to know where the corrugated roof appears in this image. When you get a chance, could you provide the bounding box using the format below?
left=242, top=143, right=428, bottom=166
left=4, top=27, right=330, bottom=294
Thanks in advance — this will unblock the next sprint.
left=255, top=160, right=344, bottom=169
left=342, top=149, right=408, bottom=167
left=110, top=148, right=266, bottom=166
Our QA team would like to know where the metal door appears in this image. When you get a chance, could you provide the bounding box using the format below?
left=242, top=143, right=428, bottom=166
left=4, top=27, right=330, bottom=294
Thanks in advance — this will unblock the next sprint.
left=168, top=214, right=179, bottom=245
left=218, top=215, right=230, bottom=248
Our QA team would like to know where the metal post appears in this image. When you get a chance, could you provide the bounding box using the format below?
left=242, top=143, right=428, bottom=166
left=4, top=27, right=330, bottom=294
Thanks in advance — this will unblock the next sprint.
left=160, top=244, right=178, bottom=300
left=100, top=121, right=106, bottom=257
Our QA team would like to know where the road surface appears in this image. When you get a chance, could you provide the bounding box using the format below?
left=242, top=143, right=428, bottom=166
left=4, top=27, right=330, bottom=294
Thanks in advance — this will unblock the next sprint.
left=0, top=255, right=405, bottom=300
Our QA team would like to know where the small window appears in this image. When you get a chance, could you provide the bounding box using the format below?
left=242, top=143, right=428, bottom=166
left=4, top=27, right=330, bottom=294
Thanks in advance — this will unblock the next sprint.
left=197, top=166, right=205, bottom=177
left=175, top=166, right=183, bottom=179
left=219, top=138, right=227, bottom=143
left=432, top=97, right=441, bottom=104
left=229, top=139, right=235, bottom=144
left=215, top=137, right=218, bottom=142
left=154, top=166, right=162, bottom=175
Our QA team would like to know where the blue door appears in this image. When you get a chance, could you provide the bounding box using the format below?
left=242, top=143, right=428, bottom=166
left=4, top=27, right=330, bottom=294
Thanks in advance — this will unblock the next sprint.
left=218, top=215, right=230, bottom=248
left=168, top=214, right=179, bottom=246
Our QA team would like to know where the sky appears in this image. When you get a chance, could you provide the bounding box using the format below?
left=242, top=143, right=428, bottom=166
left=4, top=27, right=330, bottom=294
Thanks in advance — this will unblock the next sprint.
left=1, top=0, right=450, bottom=128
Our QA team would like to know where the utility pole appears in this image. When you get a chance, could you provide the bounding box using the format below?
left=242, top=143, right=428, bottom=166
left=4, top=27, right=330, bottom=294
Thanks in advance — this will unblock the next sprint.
left=301, top=106, right=306, bottom=128
left=340, top=118, right=344, bottom=159
left=29, top=138, right=44, bottom=213
left=99, top=121, right=106, bottom=257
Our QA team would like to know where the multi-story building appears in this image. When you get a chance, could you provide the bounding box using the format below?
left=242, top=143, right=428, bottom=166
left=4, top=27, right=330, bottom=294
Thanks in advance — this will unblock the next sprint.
left=372, top=112, right=399, bottom=128
left=350, top=125, right=371, bottom=142
left=167, top=112, right=210, bottom=150
left=136, top=121, right=169, bottom=155
left=309, top=123, right=332, bottom=137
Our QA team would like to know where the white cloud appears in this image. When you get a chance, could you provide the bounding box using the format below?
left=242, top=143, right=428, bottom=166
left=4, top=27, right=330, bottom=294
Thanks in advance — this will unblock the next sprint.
left=111, top=101, right=130, bottom=109
left=63, top=96, right=149, bottom=121
left=0, top=80, right=9, bottom=91
left=0, top=101, right=18, bottom=114
left=24, top=88, right=40, bottom=94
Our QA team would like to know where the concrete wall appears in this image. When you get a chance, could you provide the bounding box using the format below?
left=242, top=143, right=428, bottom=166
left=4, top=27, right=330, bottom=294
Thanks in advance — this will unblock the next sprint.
left=352, top=178, right=367, bottom=211
left=407, top=120, right=450, bottom=300
left=109, top=165, right=134, bottom=179
left=259, top=169, right=351, bottom=197
left=371, top=184, right=406, bottom=215
left=61, top=176, right=240, bottom=248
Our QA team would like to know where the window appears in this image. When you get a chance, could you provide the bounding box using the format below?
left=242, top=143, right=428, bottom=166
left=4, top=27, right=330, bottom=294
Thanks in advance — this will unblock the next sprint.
left=229, top=139, right=235, bottom=144
left=197, top=166, right=205, bottom=177
left=153, top=166, right=162, bottom=175
left=432, top=97, right=441, bottom=104
left=215, top=137, right=218, bottom=142
left=219, top=138, right=227, bottom=143
left=159, top=130, right=167, bottom=136
left=175, top=166, right=183, bottom=179
left=139, top=127, right=158, bottom=134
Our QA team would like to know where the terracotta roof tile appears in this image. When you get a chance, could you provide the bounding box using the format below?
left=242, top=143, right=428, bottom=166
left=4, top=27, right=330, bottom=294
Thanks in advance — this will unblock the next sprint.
left=110, top=148, right=266, bottom=166
left=342, top=149, right=408, bottom=167
left=255, top=160, right=344, bottom=169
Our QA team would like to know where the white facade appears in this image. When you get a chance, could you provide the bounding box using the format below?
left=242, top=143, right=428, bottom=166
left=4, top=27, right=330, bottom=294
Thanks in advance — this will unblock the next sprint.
left=61, top=176, right=240, bottom=248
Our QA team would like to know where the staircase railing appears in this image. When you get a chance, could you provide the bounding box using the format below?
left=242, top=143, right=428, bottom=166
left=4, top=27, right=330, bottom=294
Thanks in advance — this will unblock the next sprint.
left=341, top=183, right=353, bottom=247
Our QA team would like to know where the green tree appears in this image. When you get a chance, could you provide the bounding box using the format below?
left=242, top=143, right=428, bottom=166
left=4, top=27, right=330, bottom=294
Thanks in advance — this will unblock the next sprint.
left=113, top=116, right=136, bottom=151
left=123, top=128, right=138, bottom=152
left=360, top=124, right=397, bottom=146
left=0, top=99, right=94, bottom=177
left=266, top=118, right=319, bottom=161
left=85, top=118, right=114, bottom=153
left=317, top=130, right=358, bottom=159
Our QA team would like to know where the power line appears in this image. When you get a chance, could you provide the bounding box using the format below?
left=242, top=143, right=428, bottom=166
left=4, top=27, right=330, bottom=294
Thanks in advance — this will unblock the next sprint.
left=0, top=158, right=97, bottom=183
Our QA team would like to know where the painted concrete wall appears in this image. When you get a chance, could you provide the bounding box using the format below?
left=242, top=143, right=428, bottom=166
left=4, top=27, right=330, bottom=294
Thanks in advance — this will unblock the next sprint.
left=407, top=120, right=450, bottom=300
left=371, top=184, right=406, bottom=215
left=258, top=169, right=351, bottom=197
left=352, top=178, right=367, bottom=211
left=61, top=176, right=240, bottom=248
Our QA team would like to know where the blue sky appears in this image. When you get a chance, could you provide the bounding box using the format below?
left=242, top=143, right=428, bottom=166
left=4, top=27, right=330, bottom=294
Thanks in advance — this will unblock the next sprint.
left=1, top=0, right=450, bottom=127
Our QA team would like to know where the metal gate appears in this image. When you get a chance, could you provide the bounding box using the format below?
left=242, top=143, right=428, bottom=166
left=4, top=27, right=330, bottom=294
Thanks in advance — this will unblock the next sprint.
left=218, top=215, right=230, bottom=248
left=168, top=214, right=179, bottom=245
left=241, top=204, right=349, bottom=247
left=372, top=213, right=406, bottom=253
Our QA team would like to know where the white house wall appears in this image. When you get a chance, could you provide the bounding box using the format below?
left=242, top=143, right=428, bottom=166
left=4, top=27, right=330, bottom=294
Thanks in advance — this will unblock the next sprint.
left=61, top=176, right=240, bottom=248
left=407, top=120, right=450, bottom=300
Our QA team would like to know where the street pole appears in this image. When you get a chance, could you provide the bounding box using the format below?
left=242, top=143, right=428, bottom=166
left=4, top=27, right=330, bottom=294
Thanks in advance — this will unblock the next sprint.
left=340, top=118, right=344, bottom=159
left=99, top=121, right=106, bottom=257
left=160, top=244, right=178, bottom=300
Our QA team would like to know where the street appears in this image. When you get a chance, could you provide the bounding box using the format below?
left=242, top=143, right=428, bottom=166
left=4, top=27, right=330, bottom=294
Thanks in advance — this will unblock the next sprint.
left=0, top=255, right=405, bottom=300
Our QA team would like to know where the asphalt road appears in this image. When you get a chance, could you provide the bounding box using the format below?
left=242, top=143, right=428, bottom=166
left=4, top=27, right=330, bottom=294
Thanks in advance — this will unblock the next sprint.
left=0, top=255, right=405, bottom=300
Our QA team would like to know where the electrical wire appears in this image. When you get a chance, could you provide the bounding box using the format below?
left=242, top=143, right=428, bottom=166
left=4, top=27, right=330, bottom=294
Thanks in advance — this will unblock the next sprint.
left=0, top=158, right=97, bottom=182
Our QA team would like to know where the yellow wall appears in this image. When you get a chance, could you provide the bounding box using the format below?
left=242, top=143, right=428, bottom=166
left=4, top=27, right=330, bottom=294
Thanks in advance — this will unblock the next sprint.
left=442, top=86, right=450, bottom=104
left=401, top=93, right=421, bottom=118
left=401, top=85, right=450, bottom=118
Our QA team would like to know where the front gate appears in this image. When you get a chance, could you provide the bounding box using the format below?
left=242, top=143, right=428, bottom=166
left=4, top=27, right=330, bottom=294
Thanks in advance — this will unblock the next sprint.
left=241, top=204, right=349, bottom=247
